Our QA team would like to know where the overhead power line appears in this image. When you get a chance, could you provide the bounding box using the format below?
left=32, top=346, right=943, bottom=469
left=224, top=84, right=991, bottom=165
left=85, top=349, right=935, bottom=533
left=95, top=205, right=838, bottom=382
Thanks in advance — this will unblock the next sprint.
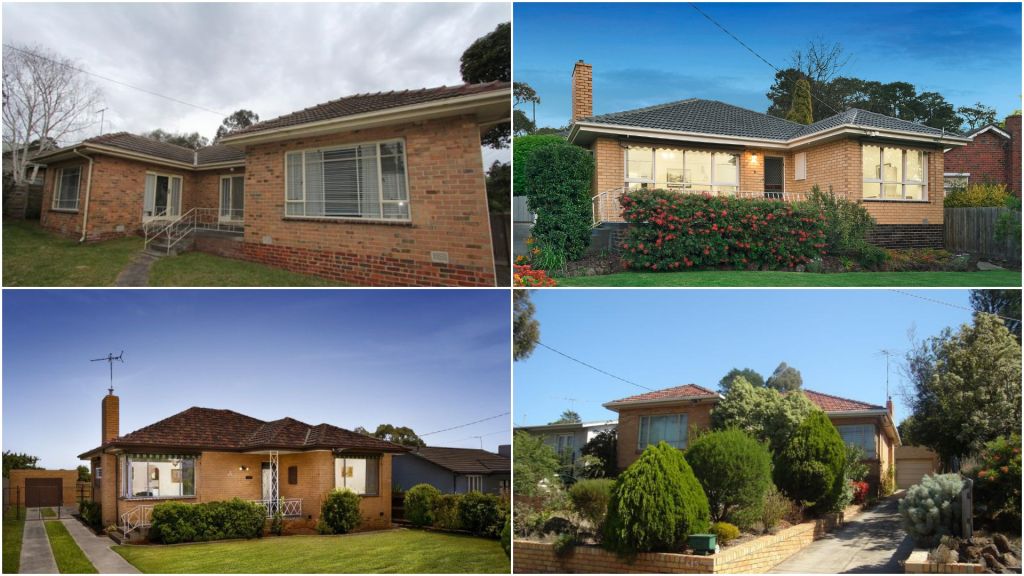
left=889, top=290, right=1022, bottom=323
left=419, top=412, right=510, bottom=437
left=3, top=44, right=227, bottom=117
left=538, top=342, right=654, bottom=392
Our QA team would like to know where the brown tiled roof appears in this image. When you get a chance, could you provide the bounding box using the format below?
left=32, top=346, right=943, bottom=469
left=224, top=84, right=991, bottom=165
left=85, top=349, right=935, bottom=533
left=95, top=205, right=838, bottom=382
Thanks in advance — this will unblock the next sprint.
left=606, top=384, right=719, bottom=406
left=229, top=81, right=510, bottom=137
left=196, top=144, right=245, bottom=165
left=84, top=132, right=195, bottom=164
left=408, top=447, right=510, bottom=475
left=803, top=389, right=884, bottom=412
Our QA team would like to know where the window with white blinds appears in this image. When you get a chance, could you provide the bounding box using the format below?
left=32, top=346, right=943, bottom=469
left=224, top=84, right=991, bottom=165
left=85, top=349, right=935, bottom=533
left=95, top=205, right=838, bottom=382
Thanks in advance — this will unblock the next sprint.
left=52, top=167, right=82, bottom=210
left=284, top=140, right=409, bottom=220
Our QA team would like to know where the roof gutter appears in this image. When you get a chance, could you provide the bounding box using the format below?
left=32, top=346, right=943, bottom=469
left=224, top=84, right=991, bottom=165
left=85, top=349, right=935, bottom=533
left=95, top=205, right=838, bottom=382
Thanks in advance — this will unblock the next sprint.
left=602, top=394, right=721, bottom=411
left=72, top=149, right=94, bottom=243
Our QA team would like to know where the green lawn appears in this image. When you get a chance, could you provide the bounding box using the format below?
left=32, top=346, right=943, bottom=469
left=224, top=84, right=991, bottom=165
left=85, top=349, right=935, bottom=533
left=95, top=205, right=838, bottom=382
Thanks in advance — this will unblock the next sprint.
left=114, top=529, right=510, bottom=574
left=41, top=507, right=56, bottom=518
left=3, top=515, right=25, bottom=573
left=148, top=252, right=340, bottom=287
left=2, top=219, right=142, bottom=286
left=44, top=521, right=98, bottom=574
left=554, top=269, right=1022, bottom=287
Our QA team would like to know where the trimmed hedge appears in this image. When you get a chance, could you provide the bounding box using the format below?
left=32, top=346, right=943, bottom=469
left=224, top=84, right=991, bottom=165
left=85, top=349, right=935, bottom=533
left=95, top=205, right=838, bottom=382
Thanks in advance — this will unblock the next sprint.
left=524, top=142, right=595, bottom=262
left=620, top=190, right=827, bottom=270
left=318, top=489, right=362, bottom=535
left=405, top=483, right=440, bottom=527
left=512, top=134, right=565, bottom=197
left=458, top=492, right=507, bottom=538
left=149, top=499, right=265, bottom=544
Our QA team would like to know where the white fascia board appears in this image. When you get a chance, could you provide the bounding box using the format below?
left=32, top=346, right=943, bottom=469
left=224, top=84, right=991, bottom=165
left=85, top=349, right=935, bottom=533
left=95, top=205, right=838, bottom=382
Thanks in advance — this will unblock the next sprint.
left=194, top=161, right=246, bottom=171
left=971, top=125, right=1011, bottom=139
left=602, top=395, right=721, bottom=411
left=789, top=125, right=972, bottom=148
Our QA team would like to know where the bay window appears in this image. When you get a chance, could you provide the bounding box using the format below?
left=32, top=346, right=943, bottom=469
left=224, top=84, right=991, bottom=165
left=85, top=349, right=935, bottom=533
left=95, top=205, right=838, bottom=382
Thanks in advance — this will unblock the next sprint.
left=334, top=456, right=380, bottom=496
left=637, top=413, right=688, bottom=450
left=122, top=455, right=196, bottom=498
left=285, top=140, right=409, bottom=220
left=625, top=146, right=739, bottom=193
left=862, top=145, right=928, bottom=201
left=52, top=167, right=82, bottom=211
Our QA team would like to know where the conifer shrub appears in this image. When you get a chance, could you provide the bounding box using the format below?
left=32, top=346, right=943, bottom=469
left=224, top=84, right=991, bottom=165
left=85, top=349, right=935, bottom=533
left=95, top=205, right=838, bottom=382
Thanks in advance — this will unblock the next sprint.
left=603, top=442, right=710, bottom=554
left=404, top=483, right=441, bottom=527
left=898, top=473, right=964, bottom=546
left=686, top=429, right=772, bottom=524
left=773, top=411, right=846, bottom=513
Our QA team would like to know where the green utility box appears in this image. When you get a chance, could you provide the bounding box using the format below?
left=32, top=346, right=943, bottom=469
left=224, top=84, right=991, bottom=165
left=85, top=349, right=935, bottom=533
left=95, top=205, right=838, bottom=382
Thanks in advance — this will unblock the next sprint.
left=687, top=533, right=717, bottom=555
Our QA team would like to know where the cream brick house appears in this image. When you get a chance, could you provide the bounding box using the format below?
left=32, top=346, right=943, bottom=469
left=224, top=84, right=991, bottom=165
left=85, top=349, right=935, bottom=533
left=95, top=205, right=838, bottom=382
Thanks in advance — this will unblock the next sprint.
left=569, top=60, right=972, bottom=248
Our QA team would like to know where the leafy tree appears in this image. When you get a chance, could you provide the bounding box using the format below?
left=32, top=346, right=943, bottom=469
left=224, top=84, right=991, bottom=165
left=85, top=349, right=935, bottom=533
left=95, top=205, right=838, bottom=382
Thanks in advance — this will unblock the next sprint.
left=513, top=82, right=540, bottom=108
left=512, top=134, right=563, bottom=196
left=718, top=367, right=765, bottom=392
left=685, top=429, right=773, bottom=523
left=896, top=415, right=919, bottom=446
left=371, top=424, right=425, bottom=447
left=215, top=109, right=259, bottom=141
left=970, top=289, right=1021, bottom=342
left=711, top=376, right=815, bottom=452
left=549, top=409, right=581, bottom=425
left=524, top=141, right=594, bottom=262
left=460, top=22, right=510, bottom=149
left=957, top=102, right=997, bottom=130
left=143, top=129, right=209, bottom=150
left=353, top=426, right=370, bottom=436
left=786, top=78, right=814, bottom=124
left=534, top=126, right=569, bottom=136
left=580, top=429, right=618, bottom=478
left=3, top=450, right=40, bottom=477
left=513, top=81, right=540, bottom=133
left=773, top=410, right=846, bottom=512
left=513, top=430, right=560, bottom=496
left=485, top=161, right=510, bottom=213
left=513, top=290, right=540, bottom=361
left=77, top=465, right=90, bottom=482
left=902, top=314, right=1022, bottom=466
left=513, top=109, right=536, bottom=136
left=765, top=362, right=803, bottom=392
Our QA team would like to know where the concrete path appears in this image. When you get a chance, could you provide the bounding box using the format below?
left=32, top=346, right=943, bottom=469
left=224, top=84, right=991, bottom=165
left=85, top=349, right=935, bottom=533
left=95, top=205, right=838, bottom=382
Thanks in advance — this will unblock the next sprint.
left=61, top=518, right=140, bottom=574
left=769, top=496, right=915, bottom=574
left=114, top=251, right=159, bottom=287
left=19, top=518, right=58, bottom=574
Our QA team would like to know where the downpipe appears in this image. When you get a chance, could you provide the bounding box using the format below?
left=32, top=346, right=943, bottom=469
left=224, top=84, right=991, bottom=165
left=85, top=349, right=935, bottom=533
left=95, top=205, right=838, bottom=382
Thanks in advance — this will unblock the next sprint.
left=73, top=149, right=95, bottom=243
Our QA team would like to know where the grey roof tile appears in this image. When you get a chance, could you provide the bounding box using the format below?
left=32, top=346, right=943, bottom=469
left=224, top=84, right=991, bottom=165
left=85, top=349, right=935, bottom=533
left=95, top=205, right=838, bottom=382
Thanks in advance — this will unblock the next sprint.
left=408, top=446, right=510, bottom=474
left=196, top=144, right=245, bottom=165
left=85, top=132, right=195, bottom=164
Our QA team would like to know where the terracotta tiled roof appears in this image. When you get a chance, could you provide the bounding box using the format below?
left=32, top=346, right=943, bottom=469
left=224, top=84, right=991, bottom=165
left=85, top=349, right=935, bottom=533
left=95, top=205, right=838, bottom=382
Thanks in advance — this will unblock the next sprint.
left=802, top=389, right=884, bottom=412
left=229, top=81, right=510, bottom=137
left=606, top=384, right=719, bottom=406
left=196, top=144, right=245, bottom=165
left=84, top=132, right=196, bottom=164
left=408, top=447, right=510, bottom=475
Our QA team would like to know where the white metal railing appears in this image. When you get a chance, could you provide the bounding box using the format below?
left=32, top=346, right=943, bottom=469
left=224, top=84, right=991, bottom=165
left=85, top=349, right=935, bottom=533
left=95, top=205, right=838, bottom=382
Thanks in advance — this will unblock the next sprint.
left=143, top=207, right=243, bottom=254
left=251, top=498, right=302, bottom=518
left=591, top=187, right=813, bottom=227
left=120, top=505, right=155, bottom=536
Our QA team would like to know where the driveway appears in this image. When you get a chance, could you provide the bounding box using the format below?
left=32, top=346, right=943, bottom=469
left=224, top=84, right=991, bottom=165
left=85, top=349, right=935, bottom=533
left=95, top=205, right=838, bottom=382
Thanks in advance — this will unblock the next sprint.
left=770, top=496, right=915, bottom=574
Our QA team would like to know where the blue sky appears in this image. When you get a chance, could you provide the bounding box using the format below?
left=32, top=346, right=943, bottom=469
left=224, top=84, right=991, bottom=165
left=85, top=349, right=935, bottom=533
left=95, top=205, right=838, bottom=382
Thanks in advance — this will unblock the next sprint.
left=514, top=289, right=980, bottom=428
left=2, top=290, right=510, bottom=469
left=514, top=3, right=1022, bottom=129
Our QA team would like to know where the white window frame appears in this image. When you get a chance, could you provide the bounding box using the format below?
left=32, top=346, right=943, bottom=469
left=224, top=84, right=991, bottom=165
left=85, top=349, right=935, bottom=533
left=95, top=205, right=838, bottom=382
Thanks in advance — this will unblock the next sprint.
left=142, top=172, right=184, bottom=221
left=467, top=475, right=483, bottom=493
left=219, top=174, right=245, bottom=222
left=624, top=146, right=740, bottom=192
left=862, top=145, right=929, bottom=202
left=837, top=424, right=877, bottom=459
left=283, top=138, right=411, bottom=222
left=637, top=413, right=689, bottom=451
left=51, top=166, right=82, bottom=211
left=120, top=454, right=197, bottom=500
left=795, top=152, right=807, bottom=181
left=943, top=173, right=970, bottom=195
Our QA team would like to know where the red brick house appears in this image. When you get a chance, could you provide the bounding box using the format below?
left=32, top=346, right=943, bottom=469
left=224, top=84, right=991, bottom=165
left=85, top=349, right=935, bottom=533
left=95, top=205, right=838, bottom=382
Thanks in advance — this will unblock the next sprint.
left=34, top=81, right=510, bottom=286
left=79, top=392, right=407, bottom=539
left=567, top=61, right=972, bottom=248
left=943, top=114, right=1022, bottom=196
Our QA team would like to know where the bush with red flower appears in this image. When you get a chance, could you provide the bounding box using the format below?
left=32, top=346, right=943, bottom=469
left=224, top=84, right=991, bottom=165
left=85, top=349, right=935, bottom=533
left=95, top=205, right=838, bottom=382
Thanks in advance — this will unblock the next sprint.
left=514, top=264, right=557, bottom=287
left=967, top=434, right=1021, bottom=526
left=618, top=190, right=828, bottom=271
left=851, top=481, right=870, bottom=505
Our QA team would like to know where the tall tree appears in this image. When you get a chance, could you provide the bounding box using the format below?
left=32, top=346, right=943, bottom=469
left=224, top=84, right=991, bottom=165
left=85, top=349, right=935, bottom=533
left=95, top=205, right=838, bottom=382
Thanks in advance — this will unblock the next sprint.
left=215, top=109, right=259, bottom=141
left=580, top=429, right=618, bottom=478
left=143, top=129, right=209, bottom=150
left=485, top=160, right=510, bottom=213
left=711, top=377, right=816, bottom=453
left=372, top=424, right=426, bottom=447
left=460, top=22, right=510, bottom=149
left=514, top=290, right=540, bottom=360
left=513, top=81, right=540, bottom=128
left=550, top=409, right=581, bottom=425
left=513, top=430, right=561, bottom=496
left=970, top=289, right=1021, bottom=343
left=786, top=78, right=814, bottom=125
left=957, top=102, right=997, bottom=131
left=2, top=450, right=40, bottom=477
left=513, top=109, right=536, bottom=136
left=718, top=367, right=765, bottom=392
left=2, top=44, right=103, bottom=184
left=765, top=362, right=803, bottom=392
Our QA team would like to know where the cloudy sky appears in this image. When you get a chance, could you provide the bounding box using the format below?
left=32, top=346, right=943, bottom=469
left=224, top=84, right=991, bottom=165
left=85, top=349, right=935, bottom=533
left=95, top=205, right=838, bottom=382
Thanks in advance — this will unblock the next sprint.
left=3, top=2, right=510, bottom=164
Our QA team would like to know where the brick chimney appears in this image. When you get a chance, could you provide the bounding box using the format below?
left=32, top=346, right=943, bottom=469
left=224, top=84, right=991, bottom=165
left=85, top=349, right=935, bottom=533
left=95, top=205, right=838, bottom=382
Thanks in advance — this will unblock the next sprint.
left=571, top=60, right=593, bottom=124
left=1005, top=114, right=1021, bottom=196
left=101, top=392, right=119, bottom=443
left=885, top=397, right=894, bottom=419
left=497, top=444, right=511, bottom=458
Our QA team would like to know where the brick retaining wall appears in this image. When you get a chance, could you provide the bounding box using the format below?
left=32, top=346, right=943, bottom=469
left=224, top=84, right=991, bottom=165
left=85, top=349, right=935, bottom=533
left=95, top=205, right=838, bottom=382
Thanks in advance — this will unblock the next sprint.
left=866, top=224, right=944, bottom=249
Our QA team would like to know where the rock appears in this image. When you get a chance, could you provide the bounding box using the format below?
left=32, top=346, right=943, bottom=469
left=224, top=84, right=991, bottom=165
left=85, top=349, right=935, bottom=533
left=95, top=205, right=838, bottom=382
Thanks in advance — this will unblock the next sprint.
left=993, top=534, right=1013, bottom=554
left=984, top=544, right=1002, bottom=558
left=983, top=552, right=1006, bottom=573
left=541, top=516, right=573, bottom=536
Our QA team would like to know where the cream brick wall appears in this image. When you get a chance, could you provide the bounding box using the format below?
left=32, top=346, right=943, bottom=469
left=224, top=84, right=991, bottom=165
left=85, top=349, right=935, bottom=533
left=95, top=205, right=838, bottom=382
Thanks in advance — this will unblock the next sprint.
left=614, top=401, right=715, bottom=471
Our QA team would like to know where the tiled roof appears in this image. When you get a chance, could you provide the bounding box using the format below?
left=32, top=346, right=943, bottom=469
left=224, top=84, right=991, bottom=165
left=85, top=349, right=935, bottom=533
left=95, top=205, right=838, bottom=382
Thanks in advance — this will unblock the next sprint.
left=802, top=389, right=884, bottom=412
left=196, top=144, right=245, bottom=165
left=85, top=132, right=195, bottom=164
left=792, top=108, right=959, bottom=139
left=230, top=81, right=510, bottom=136
left=964, top=123, right=1011, bottom=139
left=606, top=384, right=719, bottom=406
left=408, top=447, right=510, bottom=475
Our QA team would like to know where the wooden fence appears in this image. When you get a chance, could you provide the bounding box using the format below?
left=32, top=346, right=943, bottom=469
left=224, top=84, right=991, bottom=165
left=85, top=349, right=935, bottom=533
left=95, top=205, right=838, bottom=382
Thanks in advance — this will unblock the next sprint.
left=944, top=207, right=1021, bottom=263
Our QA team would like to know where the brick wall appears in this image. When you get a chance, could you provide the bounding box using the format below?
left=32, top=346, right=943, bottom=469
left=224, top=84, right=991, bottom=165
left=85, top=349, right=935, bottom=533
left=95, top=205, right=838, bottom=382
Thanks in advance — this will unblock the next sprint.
left=192, top=232, right=246, bottom=259
left=945, top=130, right=1011, bottom=187
left=1007, top=115, right=1022, bottom=195
left=571, top=61, right=593, bottom=124
left=592, top=138, right=624, bottom=195
left=865, top=224, right=944, bottom=249
left=190, top=168, right=245, bottom=215
left=614, top=402, right=715, bottom=471
left=8, top=469, right=80, bottom=509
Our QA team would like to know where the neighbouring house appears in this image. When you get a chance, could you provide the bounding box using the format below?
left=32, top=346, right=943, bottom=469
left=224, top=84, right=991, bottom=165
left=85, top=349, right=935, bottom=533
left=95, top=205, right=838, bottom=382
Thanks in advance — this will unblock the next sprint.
left=33, top=81, right=510, bottom=286
left=78, top=392, right=408, bottom=538
left=7, top=469, right=83, bottom=509
left=601, top=384, right=900, bottom=491
left=943, top=114, right=1022, bottom=196
left=2, top=143, right=48, bottom=219
left=567, top=60, right=972, bottom=249
left=392, top=446, right=511, bottom=494
left=514, top=419, right=617, bottom=463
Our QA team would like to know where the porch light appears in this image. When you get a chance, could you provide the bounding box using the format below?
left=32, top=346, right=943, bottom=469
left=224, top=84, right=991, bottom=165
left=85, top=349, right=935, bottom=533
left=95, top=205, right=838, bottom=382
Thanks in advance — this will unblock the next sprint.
left=748, top=153, right=758, bottom=165
left=239, top=465, right=249, bottom=471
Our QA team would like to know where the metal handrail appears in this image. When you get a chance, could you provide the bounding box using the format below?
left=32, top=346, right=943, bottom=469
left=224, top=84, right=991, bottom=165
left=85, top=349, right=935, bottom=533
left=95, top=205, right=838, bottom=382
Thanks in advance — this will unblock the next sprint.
left=250, top=498, right=302, bottom=518
left=143, top=207, right=243, bottom=254
left=120, top=505, right=155, bottom=536
left=592, top=187, right=814, bottom=226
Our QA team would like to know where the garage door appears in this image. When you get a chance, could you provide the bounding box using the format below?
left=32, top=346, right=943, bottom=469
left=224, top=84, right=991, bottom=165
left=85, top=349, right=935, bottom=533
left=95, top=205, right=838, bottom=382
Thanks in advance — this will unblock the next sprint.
left=25, top=478, right=62, bottom=507
left=897, top=459, right=935, bottom=489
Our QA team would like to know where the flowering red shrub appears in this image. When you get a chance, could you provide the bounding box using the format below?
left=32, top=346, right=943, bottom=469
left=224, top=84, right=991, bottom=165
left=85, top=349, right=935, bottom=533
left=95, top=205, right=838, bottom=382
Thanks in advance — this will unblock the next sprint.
left=852, top=481, right=870, bottom=504
left=618, top=190, right=828, bottom=271
left=514, top=264, right=557, bottom=287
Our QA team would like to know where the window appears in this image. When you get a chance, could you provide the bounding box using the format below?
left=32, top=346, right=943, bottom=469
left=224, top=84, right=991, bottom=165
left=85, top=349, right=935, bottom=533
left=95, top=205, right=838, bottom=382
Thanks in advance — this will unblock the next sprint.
left=285, top=140, right=409, bottom=220
left=122, top=455, right=196, bottom=498
left=625, top=147, right=739, bottom=193
left=795, top=152, right=807, bottom=181
left=334, top=456, right=379, bottom=496
left=52, top=167, right=81, bottom=210
left=862, top=145, right=928, bottom=201
left=943, top=174, right=969, bottom=195
left=467, top=475, right=483, bottom=492
left=637, top=414, right=688, bottom=450
left=497, top=479, right=510, bottom=495
left=94, top=467, right=102, bottom=489
left=220, top=175, right=244, bottom=221
left=288, top=466, right=298, bottom=485
left=143, top=173, right=183, bottom=219
left=837, top=424, right=877, bottom=459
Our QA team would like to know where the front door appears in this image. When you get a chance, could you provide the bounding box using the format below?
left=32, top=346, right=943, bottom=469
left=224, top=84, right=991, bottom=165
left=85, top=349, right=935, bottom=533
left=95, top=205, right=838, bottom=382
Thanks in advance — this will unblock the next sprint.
left=219, top=175, right=244, bottom=222
left=764, top=157, right=784, bottom=199
left=261, top=462, right=272, bottom=501
left=144, top=173, right=182, bottom=220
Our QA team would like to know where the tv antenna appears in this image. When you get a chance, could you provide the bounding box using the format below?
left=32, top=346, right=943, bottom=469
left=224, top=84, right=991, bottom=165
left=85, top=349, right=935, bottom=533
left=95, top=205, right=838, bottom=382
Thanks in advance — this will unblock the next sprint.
left=877, top=348, right=898, bottom=400
left=91, top=351, right=124, bottom=394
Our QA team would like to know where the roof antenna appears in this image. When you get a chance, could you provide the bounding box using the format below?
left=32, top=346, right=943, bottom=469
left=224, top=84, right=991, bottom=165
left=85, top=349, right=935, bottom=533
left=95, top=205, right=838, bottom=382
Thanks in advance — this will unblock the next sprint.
left=91, top=351, right=124, bottom=394
left=877, top=348, right=897, bottom=401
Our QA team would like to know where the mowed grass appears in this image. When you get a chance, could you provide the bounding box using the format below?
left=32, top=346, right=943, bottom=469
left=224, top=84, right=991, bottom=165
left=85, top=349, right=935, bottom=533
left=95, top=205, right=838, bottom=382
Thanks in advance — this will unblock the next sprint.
left=41, top=507, right=56, bottom=518
left=44, top=521, right=98, bottom=574
left=554, top=269, right=1022, bottom=287
left=3, top=514, right=25, bottom=573
left=114, top=529, right=510, bottom=574
left=148, top=252, right=341, bottom=287
left=2, top=219, right=142, bottom=286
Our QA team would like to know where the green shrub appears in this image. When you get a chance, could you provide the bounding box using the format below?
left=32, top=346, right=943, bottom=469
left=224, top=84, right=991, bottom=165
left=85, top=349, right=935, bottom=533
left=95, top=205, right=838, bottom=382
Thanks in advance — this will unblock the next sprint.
left=944, top=183, right=1011, bottom=207
left=405, top=484, right=440, bottom=527
left=603, top=442, right=710, bottom=554
left=686, top=429, right=773, bottom=523
left=967, top=434, right=1021, bottom=525
left=553, top=532, right=577, bottom=557
left=773, top=411, right=846, bottom=512
left=880, top=465, right=896, bottom=498
left=898, top=473, right=964, bottom=546
left=619, top=190, right=827, bottom=271
left=568, top=479, right=615, bottom=535
left=512, top=134, right=565, bottom=196
left=800, top=186, right=876, bottom=255
left=710, top=521, right=740, bottom=545
left=501, top=515, right=511, bottom=558
left=843, top=445, right=870, bottom=483
left=995, top=194, right=1022, bottom=247
left=758, top=485, right=792, bottom=533
left=318, top=489, right=362, bottom=535
left=710, top=376, right=815, bottom=453
left=852, top=242, right=889, bottom=270
left=79, top=501, right=102, bottom=530
left=513, top=430, right=561, bottom=497
left=524, top=142, right=595, bottom=263
left=149, top=499, right=265, bottom=544
left=432, top=493, right=463, bottom=531
left=457, top=492, right=505, bottom=538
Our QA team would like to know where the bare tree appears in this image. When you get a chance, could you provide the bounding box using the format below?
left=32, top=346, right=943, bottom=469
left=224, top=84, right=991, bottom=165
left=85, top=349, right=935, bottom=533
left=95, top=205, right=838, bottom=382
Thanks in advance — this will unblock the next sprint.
left=3, top=44, right=102, bottom=184
left=791, top=37, right=851, bottom=86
